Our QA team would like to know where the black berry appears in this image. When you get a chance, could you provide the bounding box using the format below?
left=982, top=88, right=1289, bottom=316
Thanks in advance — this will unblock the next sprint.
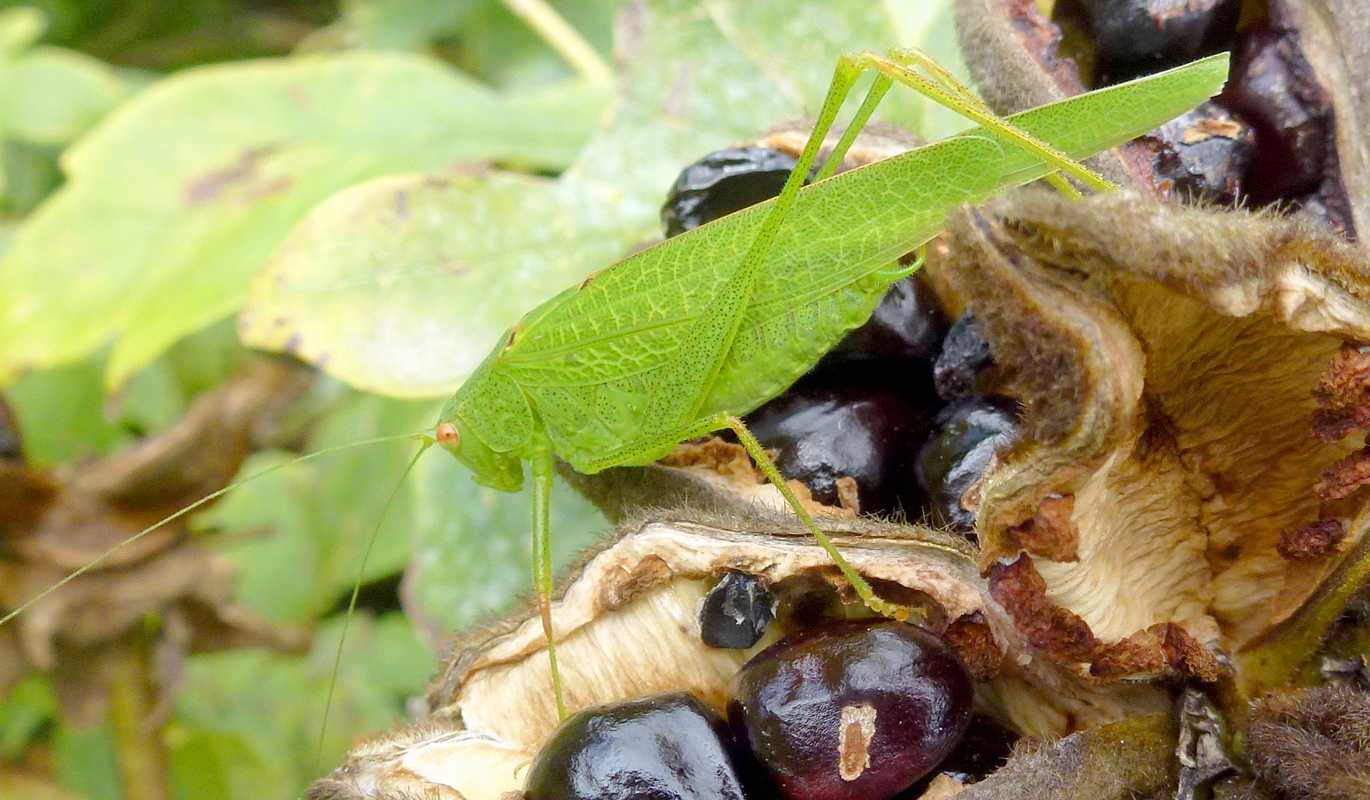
left=525, top=693, right=755, bottom=800
left=818, top=274, right=948, bottom=370
left=700, top=571, right=776, bottom=650
left=916, top=397, right=1018, bottom=533
left=662, top=147, right=797, bottom=238
left=933, top=314, right=992, bottom=401
left=728, top=620, right=974, bottom=800
left=743, top=377, right=937, bottom=516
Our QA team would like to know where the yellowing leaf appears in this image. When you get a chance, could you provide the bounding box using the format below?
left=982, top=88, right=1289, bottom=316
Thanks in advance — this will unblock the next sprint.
left=242, top=0, right=948, bottom=395
left=0, top=52, right=609, bottom=388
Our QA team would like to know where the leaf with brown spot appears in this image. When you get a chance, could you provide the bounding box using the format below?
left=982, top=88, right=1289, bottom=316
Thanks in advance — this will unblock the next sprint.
left=241, top=1, right=948, bottom=397
left=0, top=53, right=610, bottom=390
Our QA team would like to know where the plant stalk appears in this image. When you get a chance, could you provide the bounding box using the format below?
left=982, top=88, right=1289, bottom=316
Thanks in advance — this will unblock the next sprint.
left=109, top=632, right=169, bottom=800
left=500, top=0, right=614, bottom=84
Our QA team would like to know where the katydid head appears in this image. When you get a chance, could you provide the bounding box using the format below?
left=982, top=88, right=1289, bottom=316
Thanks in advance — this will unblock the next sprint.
left=435, top=414, right=524, bottom=492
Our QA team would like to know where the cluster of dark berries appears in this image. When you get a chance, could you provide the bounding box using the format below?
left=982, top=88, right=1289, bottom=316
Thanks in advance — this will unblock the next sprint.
left=1070, top=0, right=1353, bottom=236
left=661, top=146, right=1020, bottom=535
left=525, top=618, right=1011, bottom=800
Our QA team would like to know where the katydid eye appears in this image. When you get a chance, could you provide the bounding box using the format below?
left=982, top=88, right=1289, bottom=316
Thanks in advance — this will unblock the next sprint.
left=436, top=422, right=460, bottom=446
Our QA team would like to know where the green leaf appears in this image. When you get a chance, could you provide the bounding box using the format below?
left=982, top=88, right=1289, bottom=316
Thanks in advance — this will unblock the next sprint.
left=0, top=139, right=63, bottom=215
left=0, top=675, right=56, bottom=760
left=241, top=172, right=634, bottom=397
left=5, top=319, right=250, bottom=467
left=456, top=0, right=619, bottom=89
left=53, top=722, right=119, bottom=800
left=243, top=0, right=942, bottom=396
left=176, top=613, right=435, bottom=797
left=204, top=392, right=438, bottom=622
left=0, top=46, right=128, bottom=145
left=405, top=442, right=606, bottom=633
left=0, top=51, right=611, bottom=388
left=6, top=357, right=133, bottom=466
left=168, top=728, right=286, bottom=800
left=334, top=0, right=480, bottom=51
left=0, top=8, right=44, bottom=57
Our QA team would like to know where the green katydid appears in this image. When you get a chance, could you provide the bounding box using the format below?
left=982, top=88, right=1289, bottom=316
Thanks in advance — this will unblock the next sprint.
left=431, top=49, right=1231, bottom=715
left=0, top=50, right=1231, bottom=729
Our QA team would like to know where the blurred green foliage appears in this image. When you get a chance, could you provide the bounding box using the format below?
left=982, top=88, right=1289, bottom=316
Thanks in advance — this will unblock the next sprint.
left=0, top=1, right=965, bottom=797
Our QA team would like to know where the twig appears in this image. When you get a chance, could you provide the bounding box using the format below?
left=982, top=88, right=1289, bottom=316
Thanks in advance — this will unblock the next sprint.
left=109, top=631, right=169, bottom=800
left=500, top=0, right=613, bottom=84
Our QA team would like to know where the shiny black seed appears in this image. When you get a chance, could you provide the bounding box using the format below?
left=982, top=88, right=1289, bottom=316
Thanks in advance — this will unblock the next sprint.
left=818, top=274, right=948, bottom=370
left=662, top=146, right=797, bottom=238
left=700, top=571, right=776, bottom=649
left=525, top=693, right=754, bottom=800
left=1151, top=101, right=1254, bottom=205
left=916, top=397, right=1018, bottom=533
left=933, top=314, right=992, bottom=401
left=728, top=620, right=974, bottom=800
left=1080, top=0, right=1238, bottom=85
left=743, top=377, right=937, bottom=516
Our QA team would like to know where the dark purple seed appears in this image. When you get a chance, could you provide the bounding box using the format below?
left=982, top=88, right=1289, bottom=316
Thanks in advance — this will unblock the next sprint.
left=743, top=378, right=937, bottom=516
left=1079, top=0, right=1237, bottom=84
left=916, top=397, right=1019, bottom=533
left=661, top=146, right=797, bottom=238
left=1218, top=23, right=1334, bottom=204
left=818, top=274, right=948, bottom=370
left=728, top=620, right=974, bottom=800
left=700, top=571, right=776, bottom=650
left=1150, top=101, right=1255, bottom=205
left=933, top=314, right=991, bottom=401
left=1079, top=0, right=1238, bottom=85
left=525, top=692, right=754, bottom=800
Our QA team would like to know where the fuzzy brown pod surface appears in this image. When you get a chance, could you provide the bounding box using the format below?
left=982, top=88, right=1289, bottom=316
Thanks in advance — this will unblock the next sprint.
left=925, top=190, right=1370, bottom=697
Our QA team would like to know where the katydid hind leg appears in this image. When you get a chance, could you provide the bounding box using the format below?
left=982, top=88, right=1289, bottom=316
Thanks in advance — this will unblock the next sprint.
left=863, top=48, right=1113, bottom=192
left=723, top=415, right=922, bottom=624
left=531, top=441, right=569, bottom=720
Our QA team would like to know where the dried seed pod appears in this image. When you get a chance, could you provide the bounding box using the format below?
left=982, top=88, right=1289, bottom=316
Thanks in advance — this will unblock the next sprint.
left=310, top=510, right=1171, bottom=799
left=931, top=189, right=1370, bottom=684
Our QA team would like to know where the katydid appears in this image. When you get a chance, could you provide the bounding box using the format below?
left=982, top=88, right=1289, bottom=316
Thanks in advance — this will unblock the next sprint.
left=0, top=50, right=1230, bottom=728
left=432, top=50, right=1231, bottom=715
